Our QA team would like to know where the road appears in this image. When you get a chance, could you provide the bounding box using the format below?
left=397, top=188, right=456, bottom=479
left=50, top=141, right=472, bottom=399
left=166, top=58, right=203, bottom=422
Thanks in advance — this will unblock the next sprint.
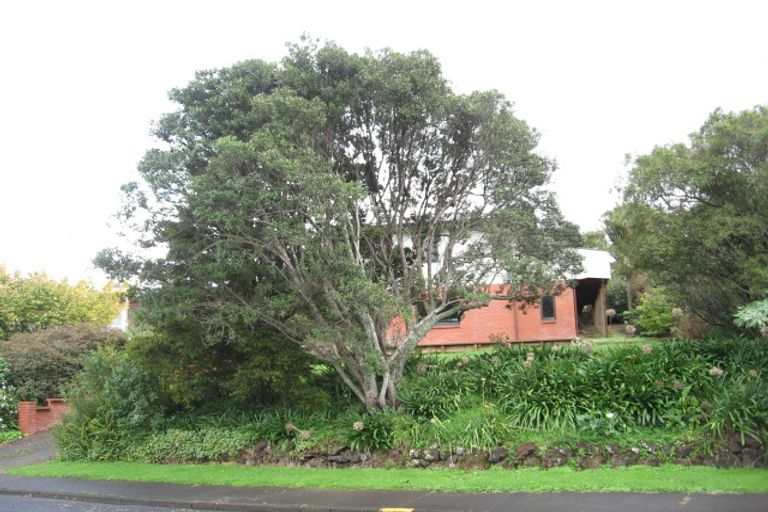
left=0, top=495, right=208, bottom=512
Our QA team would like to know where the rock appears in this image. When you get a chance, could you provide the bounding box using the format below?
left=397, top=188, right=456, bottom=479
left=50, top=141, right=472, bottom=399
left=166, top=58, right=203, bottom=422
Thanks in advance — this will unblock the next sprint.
left=675, top=445, right=694, bottom=459
left=611, top=457, right=626, bottom=467
left=578, top=455, right=604, bottom=469
left=457, top=452, right=490, bottom=470
left=489, top=447, right=508, bottom=463
left=253, top=441, right=268, bottom=453
left=744, top=436, right=762, bottom=450
left=515, top=443, right=538, bottom=459
left=327, top=455, right=351, bottom=464
left=725, top=439, right=743, bottom=455
left=306, top=458, right=327, bottom=468
left=606, top=443, right=620, bottom=455
left=423, top=448, right=441, bottom=462
left=299, top=450, right=319, bottom=461
left=452, top=447, right=465, bottom=456
left=522, top=455, right=540, bottom=467
left=409, top=449, right=421, bottom=460
left=630, top=447, right=641, bottom=455
left=741, top=448, right=765, bottom=468
left=712, top=451, right=740, bottom=468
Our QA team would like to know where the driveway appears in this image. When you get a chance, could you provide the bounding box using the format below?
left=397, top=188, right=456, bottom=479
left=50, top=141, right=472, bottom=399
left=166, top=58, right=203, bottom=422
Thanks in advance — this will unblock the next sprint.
left=0, top=432, right=55, bottom=471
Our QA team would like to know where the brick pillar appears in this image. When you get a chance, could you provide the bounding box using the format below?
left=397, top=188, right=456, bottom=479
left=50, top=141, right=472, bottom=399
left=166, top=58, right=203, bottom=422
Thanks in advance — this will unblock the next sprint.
left=17, top=398, right=70, bottom=435
left=17, top=401, right=38, bottom=435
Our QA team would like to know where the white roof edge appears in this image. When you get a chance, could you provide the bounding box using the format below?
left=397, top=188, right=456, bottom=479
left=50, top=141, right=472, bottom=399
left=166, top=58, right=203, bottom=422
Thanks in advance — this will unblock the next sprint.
left=570, top=248, right=612, bottom=280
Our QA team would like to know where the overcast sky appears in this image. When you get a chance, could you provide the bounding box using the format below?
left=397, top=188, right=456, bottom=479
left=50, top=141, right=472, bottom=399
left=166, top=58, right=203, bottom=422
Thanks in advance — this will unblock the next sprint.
left=1, top=0, right=766, bottom=285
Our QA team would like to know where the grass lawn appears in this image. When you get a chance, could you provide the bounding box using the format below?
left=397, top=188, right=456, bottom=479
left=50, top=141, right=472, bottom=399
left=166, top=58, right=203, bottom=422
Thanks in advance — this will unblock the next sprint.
left=9, top=461, right=768, bottom=494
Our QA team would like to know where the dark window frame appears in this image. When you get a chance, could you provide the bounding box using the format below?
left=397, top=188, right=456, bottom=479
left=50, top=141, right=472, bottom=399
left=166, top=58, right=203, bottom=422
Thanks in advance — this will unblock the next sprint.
left=540, top=294, right=556, bottom=322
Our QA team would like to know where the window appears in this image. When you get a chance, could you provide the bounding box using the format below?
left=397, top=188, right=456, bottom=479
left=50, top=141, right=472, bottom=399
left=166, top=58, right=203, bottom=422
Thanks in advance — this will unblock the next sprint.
left=435, top=306, right=461, bottom=325
left=541, top=295, right=556, bottom=321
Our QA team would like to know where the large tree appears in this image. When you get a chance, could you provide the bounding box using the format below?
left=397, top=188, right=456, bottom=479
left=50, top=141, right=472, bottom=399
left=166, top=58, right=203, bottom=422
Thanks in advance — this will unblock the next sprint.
left=610, top=106, right=768, bottom=328
left=0, top=267, right=123, bottom=340
left=101, top=40, right=580, bottom=410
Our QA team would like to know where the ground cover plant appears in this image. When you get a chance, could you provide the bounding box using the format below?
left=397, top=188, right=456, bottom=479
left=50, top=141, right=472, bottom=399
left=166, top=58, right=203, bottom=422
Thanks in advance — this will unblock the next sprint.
left=11, top=461, right=768, bottom=494
left=55, top=336, right=768, bottom=470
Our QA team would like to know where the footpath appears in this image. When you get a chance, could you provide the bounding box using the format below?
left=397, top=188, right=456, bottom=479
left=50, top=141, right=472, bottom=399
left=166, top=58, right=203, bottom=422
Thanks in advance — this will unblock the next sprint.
left=0, top=434, right=766, bottom=512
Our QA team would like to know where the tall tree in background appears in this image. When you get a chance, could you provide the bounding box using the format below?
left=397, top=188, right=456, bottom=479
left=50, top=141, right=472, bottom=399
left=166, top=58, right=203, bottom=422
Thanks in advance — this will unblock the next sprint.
left=100, top=39, right=581, bottom=410
left=610, top=106, right=768, bottom=328
left=0, top=267, right=123, bottom=340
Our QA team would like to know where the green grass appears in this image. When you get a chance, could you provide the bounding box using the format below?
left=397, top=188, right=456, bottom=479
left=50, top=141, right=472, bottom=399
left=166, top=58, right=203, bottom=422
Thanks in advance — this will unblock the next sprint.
left=9, top=461, right=768, bottom=494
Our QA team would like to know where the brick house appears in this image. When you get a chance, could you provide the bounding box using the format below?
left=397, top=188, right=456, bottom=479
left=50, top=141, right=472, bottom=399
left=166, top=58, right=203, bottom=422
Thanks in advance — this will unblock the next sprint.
left=417, top=249, right=612, bottom=351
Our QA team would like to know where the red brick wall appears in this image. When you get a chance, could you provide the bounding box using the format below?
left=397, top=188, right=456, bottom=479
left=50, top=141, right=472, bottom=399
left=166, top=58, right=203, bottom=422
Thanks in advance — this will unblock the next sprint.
left=418, top=286, right=577, bottom=348
left=17, top=398, right=70, bottom=435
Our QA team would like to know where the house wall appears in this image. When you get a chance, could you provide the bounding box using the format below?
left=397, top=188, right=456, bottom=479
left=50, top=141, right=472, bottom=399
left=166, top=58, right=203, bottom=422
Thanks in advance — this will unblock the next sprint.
left=417, top=286, right=577, bottom=348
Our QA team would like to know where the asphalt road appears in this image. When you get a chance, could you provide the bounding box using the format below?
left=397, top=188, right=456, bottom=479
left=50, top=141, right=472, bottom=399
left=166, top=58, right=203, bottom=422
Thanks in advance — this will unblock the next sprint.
left=0, top=495, right=207, bottom=512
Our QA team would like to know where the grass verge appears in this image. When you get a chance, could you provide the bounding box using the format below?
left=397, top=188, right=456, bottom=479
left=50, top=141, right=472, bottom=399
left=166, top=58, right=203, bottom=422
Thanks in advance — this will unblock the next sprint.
left=9, top=462, right=768, bottom=494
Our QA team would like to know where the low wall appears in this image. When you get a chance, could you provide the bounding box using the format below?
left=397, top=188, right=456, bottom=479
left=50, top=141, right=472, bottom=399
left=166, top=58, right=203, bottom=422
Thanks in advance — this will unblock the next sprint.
left=17, top=398, right=70, bottom=435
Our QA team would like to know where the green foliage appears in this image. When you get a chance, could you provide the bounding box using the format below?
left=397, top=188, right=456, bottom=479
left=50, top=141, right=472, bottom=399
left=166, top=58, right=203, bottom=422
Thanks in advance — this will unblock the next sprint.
left=0, top=268, right=124, bottom=339
left=610, top=106, right=768, bottom=329
left=131, top=427, right=258, bottom=463
left=705, top=376, right=768, bottom=444
left=624, top=287, right=679, bottom=336
left=0, top=430, right=21, bottom=444
left=56, top=347, right=167, bottom=461
left=393, top=405, right=515, bottom=450
left=398, top=367, right=477, bottom=418
left=100, top=38, right=582, bottom=410
left=0, top=355, right=17, bottom=431
left=399, top=339, right=768, bottom=442
left=0, top=324, right=126, bottom=402
left=580, top=230, right=609, bottom=250
left=734, top=298, right=768, bottom=333
left=55, top=337, right=768, bottom=462
left=127, top=323, right=335, bottom=410
left=339, top=409, right=396, bottom=451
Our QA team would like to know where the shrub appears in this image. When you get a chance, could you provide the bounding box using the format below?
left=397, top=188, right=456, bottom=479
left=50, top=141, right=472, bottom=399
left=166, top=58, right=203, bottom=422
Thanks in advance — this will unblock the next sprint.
left=706, top=376, right=768, bottom=444
left=399, top=364, right=477, bottom=418
left=128, top=322, right=336, bottom=410
left=339, top=409, right=396, bottom=452
left=131, top=427, right=257, bottom=463
left=624, top=287, right=679, bottom=336
left=734, top=298, right=768, bottom=335
left=392, top=405, right=514, bottom=450
left=0, top=324, right=126, bottom=401
left=56, top=347, right=166, bottom=461
left=0, top=356, right=17, bottom=431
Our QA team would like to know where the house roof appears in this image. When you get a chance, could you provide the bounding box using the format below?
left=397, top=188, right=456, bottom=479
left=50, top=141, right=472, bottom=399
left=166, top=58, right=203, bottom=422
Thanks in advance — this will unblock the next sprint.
left=572, top=248, right=612, bottom=280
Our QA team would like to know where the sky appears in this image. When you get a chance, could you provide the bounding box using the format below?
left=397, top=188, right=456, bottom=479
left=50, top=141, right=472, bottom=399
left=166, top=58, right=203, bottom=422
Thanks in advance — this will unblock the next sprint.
left=1, top=0, right=766, bottom=285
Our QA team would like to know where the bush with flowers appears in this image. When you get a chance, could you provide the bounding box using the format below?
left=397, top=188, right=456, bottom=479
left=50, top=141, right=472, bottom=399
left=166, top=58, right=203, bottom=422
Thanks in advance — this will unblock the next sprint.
left=0, top=355, right=18, bottom=434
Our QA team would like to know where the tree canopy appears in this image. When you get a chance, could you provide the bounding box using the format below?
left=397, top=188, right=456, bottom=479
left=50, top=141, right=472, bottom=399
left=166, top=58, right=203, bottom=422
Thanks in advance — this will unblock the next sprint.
left=608, top=106, right=768, bottom=328
left=100, top=39, right=581, bottom=410
left=0, top=267, right=124, bottom=339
